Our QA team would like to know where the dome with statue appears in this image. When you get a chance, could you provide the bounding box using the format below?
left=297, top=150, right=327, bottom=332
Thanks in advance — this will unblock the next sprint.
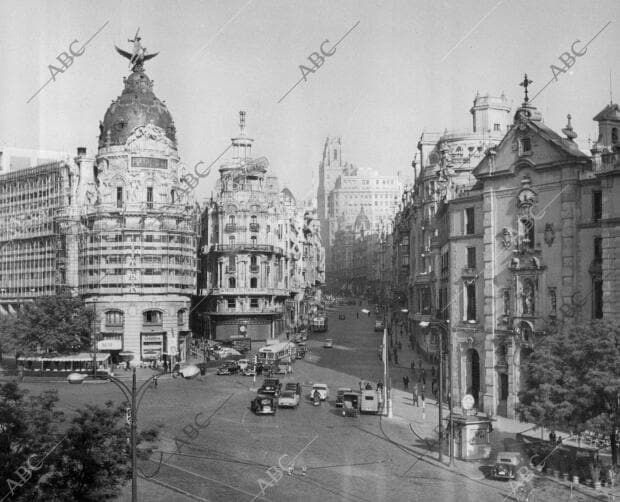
left=98, top=35, right=176, bottom=150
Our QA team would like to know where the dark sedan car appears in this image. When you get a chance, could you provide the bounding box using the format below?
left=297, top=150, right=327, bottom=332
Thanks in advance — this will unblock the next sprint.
left=251, top=395, right=276, bottom=415
left=216, top=362, right=239, bottom=375
left=258, top=378, right=281, bottom=396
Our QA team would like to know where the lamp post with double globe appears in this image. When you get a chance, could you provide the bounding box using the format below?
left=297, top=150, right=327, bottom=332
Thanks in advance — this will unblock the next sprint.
left=68, top=368, right=156, bottom=502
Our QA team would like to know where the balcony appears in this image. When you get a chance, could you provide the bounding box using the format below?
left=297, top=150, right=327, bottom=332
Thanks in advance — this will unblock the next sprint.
left=208, top=243, right=282, bottom=254
left=250, top=265, right=260, bottom=273
left=462, top=267, right=477, bottom=278
left=200, top=287, right=291, bottom=296
left=249, top=223, right=260, bottom=232
left=225, top=224, right=245, bottom=233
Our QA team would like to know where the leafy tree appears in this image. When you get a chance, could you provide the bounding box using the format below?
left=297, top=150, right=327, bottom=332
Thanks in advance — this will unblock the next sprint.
left=518, top=320, right=620, bottom=463
left=39, top=401, right=133, bottom=501
left=0, top=383, right=64, bottom=501
left=0, top=293, right=93, bottom=355
left=0, top=384, right=157, bottom=501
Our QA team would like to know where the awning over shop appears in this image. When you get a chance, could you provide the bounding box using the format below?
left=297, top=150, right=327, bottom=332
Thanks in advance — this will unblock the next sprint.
left=18, top=352, right=110, bottom=362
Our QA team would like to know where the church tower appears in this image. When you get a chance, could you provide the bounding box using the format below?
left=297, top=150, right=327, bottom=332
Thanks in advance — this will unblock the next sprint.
left=317, top=137, right=343, bottom=249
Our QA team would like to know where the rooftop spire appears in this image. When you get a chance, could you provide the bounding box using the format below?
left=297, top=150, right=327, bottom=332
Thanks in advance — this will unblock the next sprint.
left=519, top=73, right=533, bottom=103
left=562, top=114, right=578, bottom=141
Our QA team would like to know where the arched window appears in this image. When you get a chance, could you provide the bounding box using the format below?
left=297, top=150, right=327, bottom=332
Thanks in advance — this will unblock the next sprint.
left=251, top=236, right=257, bottom=247
left=612, top=127, right=618, bottom=144
left=143, top=310, right=162, bottom=325
left=105, top=310, right=124, bottom=327
left=456, top=146, right=463, bottom=156
left=228, top=277, right=236, bottom=288
left=177, top=309, right=186, bottom=326
left=229, top=235, right=235, bottom=246
left=228, top=215, right=235, bottom=225
left=170, top=189, right=176, bottom=204
left=333, top=149, right=338, bottom=161
left=250, top=277, right=258, bottom=288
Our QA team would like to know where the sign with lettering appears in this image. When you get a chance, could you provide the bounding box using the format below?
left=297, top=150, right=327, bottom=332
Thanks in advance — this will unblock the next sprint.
left=131, top=157, right=167, bottom=169
left=97, top=339, right=122, bottom=350
left=142, top=335, right=163, bottom=343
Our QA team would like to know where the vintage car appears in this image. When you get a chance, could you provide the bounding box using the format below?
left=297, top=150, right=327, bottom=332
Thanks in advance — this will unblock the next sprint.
left=258, top=378, right=281, bottom=396
left=216, top=362, right=239, bottom=375
left=492, top=452, right=524, bottom=480
left=277, top=390, right=300, bottom=408
left=342, top=391, right=361, bottom=417
left=335, top=387, right=352, bottom=407
left=242, top=365, right=257, bottom=376
left=236, top=359, right=250, bottom=371
left=295, top=343, right=307, bottom=359
left=310, top=383, right=329, bottom=401
left=251, top=395, right=276, bottom=415
left=374, top=320, right=385, bottom=332
left=323, top=339, right=333, bottom=348
left=285, top=382, right=302, bottom=395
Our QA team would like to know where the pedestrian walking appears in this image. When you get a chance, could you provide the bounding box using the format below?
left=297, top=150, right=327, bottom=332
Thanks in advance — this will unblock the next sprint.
left=412, top=384, right=419, bottom=406
left=163, top=361, right=168, bottom=374
left=418, top=358, right=422, bottom=369
left=421, top=392, right=426, bottom=411
left=410, top=360, right=415, bottom=373
left=431, top=366, right=436, bottom=379
left=376, top=381, right=383, bottom=392
left=432, top=378, right=438, bottom=398
left=153, top=375, right=158, bottom=389
left=403, top=375, right=409, bottom=391
left=394, top=350, right=399, bottom=365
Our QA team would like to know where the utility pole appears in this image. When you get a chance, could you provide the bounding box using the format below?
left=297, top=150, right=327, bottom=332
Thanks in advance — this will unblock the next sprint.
left=438, top=327, right=443, bottom=463
left=131, top=369, right=137, bottom=502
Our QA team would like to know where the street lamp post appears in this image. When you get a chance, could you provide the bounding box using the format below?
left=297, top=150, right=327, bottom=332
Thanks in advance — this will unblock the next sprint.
left=420, top=319, right=454, bottom=467
left=69, top=368, right=156, bottom=502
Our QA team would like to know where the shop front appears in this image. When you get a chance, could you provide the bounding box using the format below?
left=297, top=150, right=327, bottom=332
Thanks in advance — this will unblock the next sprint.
left=141, top=332, right=166, bottom=362
left=97, top=333, right=123, bottom=364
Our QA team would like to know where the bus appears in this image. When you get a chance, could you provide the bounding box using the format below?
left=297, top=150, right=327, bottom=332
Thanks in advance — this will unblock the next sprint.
left=310, top=316, right=328, bottom=333
left=258, top=341, right=297, bottom=365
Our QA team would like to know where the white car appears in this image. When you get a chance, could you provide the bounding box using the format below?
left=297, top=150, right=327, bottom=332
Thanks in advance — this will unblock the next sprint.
left=323, top=339, right=333, bottom=348
left=237, top=359, right=250, bottom=371
left=278, top=391, right=300, bottom=408
left=310, top=383, right=329, bottom=401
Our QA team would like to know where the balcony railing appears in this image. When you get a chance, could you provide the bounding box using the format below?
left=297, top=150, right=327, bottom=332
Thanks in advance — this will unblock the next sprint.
left=200, top=287, right=290, bottom=296
left=249, top=223, right=260, bottom=232
left=208, top=243, right=284, bottom=254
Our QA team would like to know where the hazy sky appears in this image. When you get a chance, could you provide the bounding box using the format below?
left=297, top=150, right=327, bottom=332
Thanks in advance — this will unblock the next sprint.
left=1, top=0, right=618, bottom=201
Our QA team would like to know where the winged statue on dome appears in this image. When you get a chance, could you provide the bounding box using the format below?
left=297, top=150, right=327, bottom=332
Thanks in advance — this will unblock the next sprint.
left=115, top=28, right=159, bottom=71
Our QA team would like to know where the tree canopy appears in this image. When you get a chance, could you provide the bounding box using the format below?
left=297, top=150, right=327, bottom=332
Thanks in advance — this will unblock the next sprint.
left=518, top=319, right=620, bottom=437
left=0, top=293, right=93, bottom=355
left=0, top=383, right=157, bottom=501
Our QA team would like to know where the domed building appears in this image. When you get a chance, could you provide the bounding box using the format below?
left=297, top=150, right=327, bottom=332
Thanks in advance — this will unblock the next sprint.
left=70, top=40, right=199, bottom=366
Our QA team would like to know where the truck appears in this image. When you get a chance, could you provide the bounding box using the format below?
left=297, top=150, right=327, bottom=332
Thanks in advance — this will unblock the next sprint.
left=360, top=389, right=382, bottom=414
left=229, top=335, right=251, bottom=353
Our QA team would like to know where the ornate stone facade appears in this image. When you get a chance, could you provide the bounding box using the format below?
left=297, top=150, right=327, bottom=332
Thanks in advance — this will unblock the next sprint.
left=196, top=113, right=324, bottom=341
